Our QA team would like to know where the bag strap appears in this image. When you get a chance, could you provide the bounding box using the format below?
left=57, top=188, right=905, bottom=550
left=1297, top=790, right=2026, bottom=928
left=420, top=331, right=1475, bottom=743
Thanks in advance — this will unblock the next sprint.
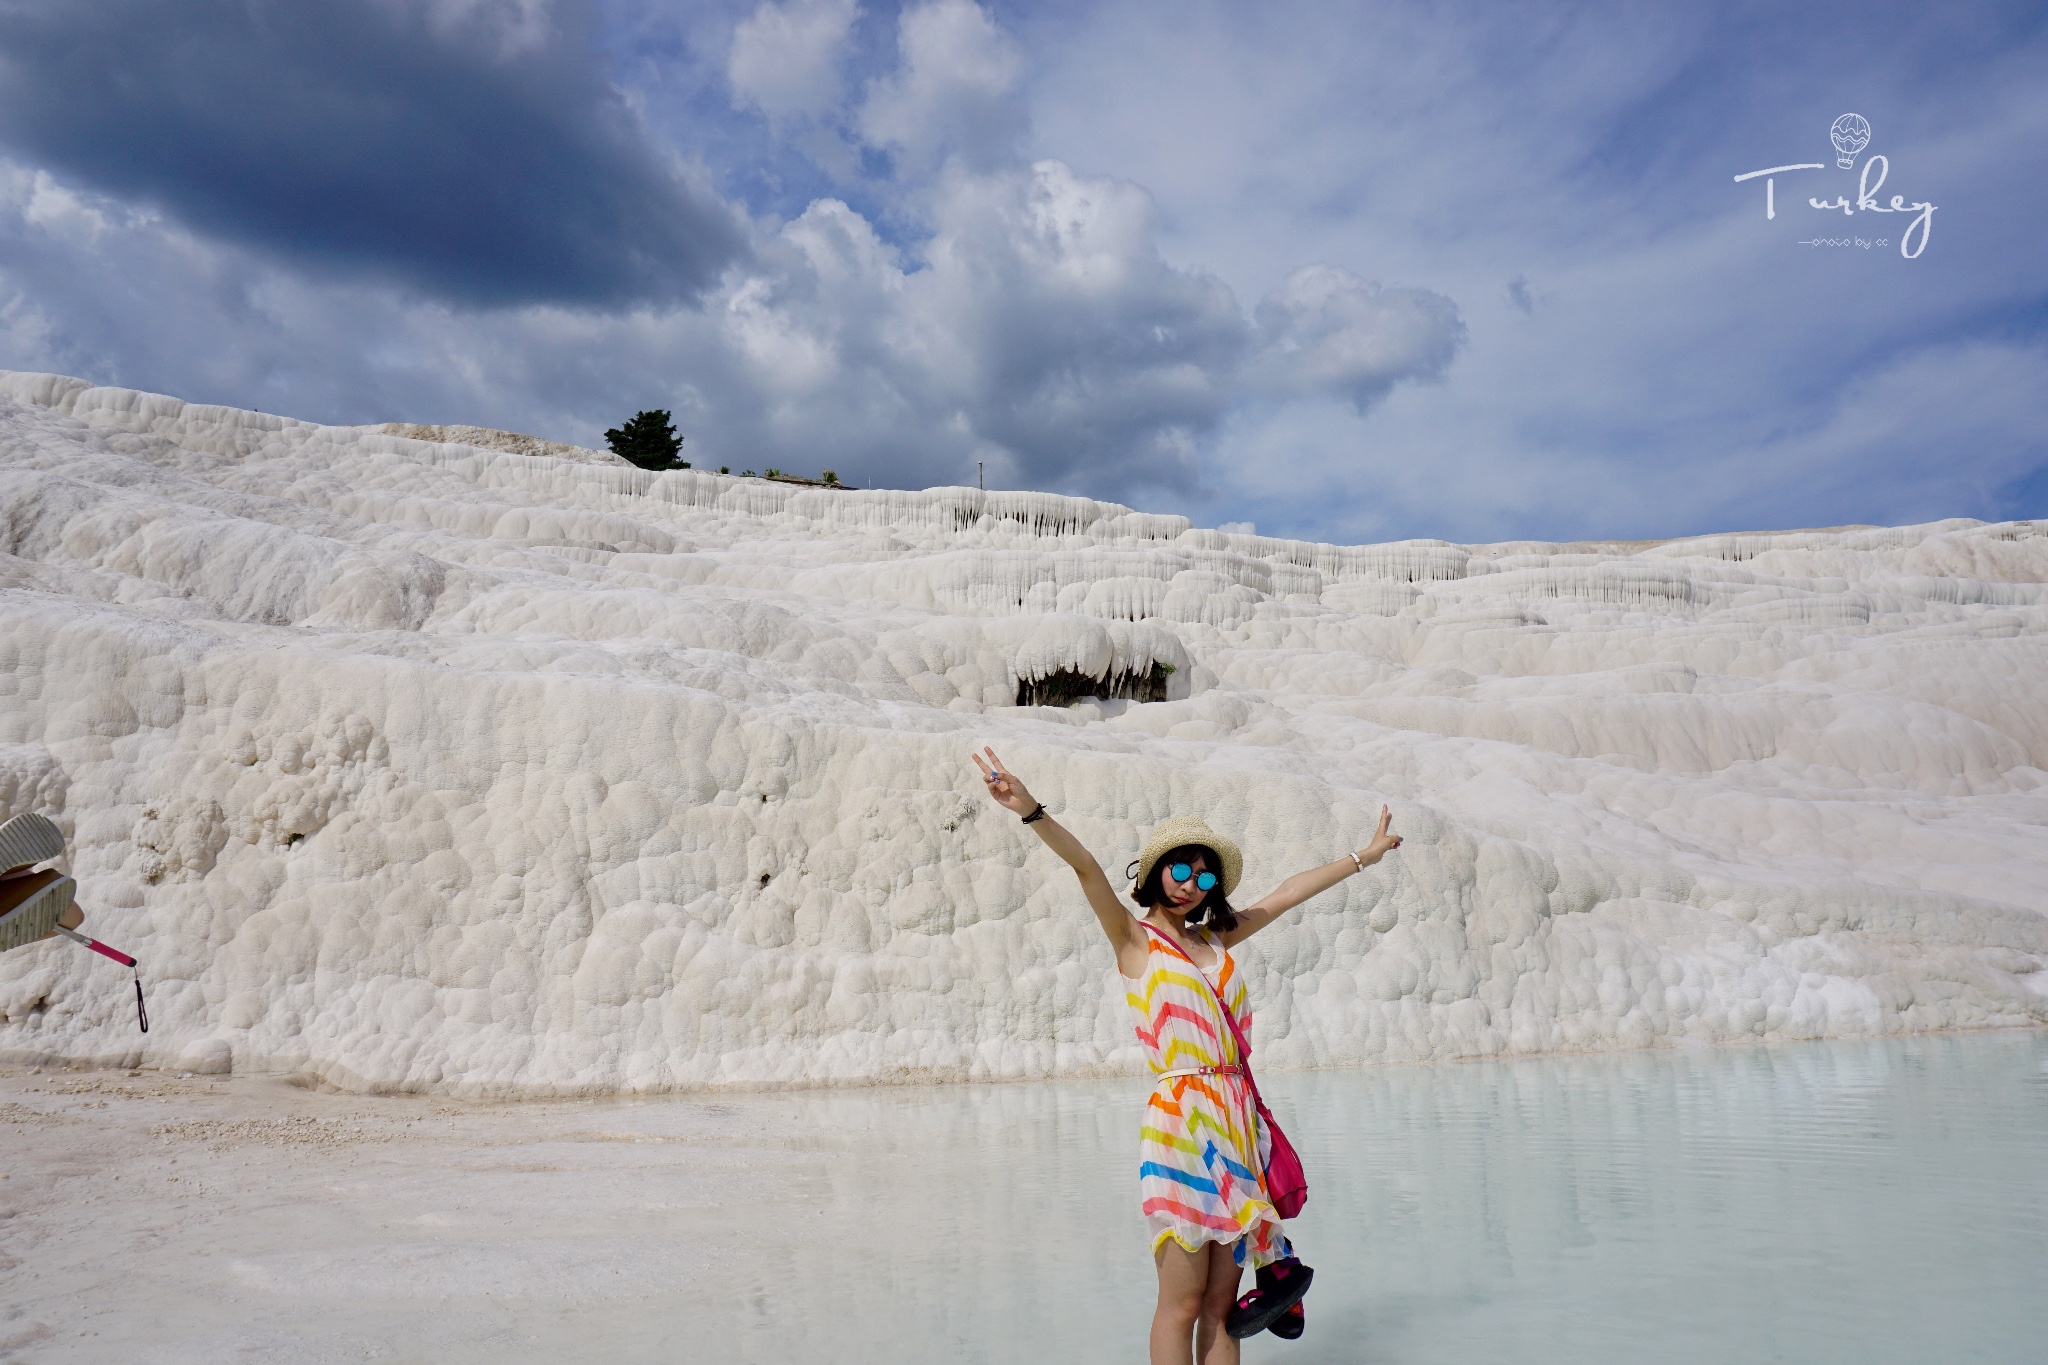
left=1140, top=922, right=1266, bottom=1109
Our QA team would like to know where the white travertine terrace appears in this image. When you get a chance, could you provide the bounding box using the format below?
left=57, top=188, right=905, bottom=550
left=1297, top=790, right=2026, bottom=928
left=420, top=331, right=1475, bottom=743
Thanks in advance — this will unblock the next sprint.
left=1, top=371, right=2044, bottom=1092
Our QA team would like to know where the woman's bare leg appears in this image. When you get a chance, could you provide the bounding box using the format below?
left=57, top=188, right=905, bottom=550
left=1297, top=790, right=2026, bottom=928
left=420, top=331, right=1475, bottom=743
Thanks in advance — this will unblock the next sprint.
left=1152, top=1239, right=1206, bottom=1365
left=1194, top=1241, right=1243, bottom=1364
left=1152, top=1238, right=1243, bottom=1365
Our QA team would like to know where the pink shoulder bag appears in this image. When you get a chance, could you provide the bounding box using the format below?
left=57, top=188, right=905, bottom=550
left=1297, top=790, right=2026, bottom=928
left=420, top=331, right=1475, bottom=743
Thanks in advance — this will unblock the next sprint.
left=1144, top=925, right=1308, bottom=1219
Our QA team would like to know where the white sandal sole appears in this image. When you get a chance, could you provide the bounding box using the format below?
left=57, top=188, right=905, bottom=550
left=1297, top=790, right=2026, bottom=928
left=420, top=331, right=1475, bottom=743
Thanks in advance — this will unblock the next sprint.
left=0, top=874, right=75, bottom=954
left=0, top=812, right=64, bottom=876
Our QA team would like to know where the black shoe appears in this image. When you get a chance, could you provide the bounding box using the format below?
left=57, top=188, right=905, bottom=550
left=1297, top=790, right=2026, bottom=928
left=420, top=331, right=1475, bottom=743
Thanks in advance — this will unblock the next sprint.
left=1225, top=1258, right=1313, bottom=1339
left=1256, top=1261, right=1306, bottom=1339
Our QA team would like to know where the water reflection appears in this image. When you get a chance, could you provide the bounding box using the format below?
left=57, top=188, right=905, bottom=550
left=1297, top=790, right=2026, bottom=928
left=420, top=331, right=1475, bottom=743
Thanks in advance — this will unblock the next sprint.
left=690, top=1031, right=2047, bottom=1363
left=1276, top=1035, right=2048, bottom=1363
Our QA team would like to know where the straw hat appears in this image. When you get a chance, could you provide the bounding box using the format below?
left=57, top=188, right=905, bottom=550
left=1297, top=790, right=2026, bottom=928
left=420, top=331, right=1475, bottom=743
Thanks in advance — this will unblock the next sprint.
left=1128, top=816, right=1243, bottom=898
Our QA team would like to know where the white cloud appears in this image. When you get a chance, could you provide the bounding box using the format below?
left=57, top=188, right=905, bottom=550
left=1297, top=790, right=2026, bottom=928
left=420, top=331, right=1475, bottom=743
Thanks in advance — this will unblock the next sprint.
left=1249, top=265, right=1464, bottom=412
left=0, top=286, right=56, bottom=361
left=0, top=133, right=1472, bottom=512
left=0, top=0, right=2039, bottom=545
left=0, top=0, right=746, bottom=308
left=704, top=159, right=1251, bottom=494
left=728, top=0, right=861, bottom=125
left=13, top=165, right=113, bottom=240
left=404, top=0, right=557, bottom=56
left=1008, top=0, right=2048, bottom=541
left=0, top=0, right=1482, bottom=528
left=857, top=0, right=1025, bottom=172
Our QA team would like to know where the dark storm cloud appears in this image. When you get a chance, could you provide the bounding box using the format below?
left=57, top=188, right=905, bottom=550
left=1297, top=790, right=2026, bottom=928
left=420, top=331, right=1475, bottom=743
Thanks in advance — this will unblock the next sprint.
left=0, top=0, right=745, bottom=308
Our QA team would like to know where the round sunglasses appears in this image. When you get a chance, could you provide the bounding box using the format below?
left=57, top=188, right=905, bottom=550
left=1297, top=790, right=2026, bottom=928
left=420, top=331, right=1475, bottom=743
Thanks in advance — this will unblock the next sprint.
left=1167, top=862, right=1218, bottom=892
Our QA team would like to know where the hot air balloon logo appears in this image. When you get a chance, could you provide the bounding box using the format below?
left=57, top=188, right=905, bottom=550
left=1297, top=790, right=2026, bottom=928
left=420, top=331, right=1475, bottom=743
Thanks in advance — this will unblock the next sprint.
left=1830, top=114, right=1870, bottom=169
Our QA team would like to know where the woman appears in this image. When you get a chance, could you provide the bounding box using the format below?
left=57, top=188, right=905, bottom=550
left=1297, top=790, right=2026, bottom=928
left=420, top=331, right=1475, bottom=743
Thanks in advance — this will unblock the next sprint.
left=971, top=747, right=1402, bottom=1365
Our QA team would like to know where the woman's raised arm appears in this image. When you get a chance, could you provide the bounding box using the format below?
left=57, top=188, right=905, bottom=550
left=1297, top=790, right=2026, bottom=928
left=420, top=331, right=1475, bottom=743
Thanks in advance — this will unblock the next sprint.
left=1224, top=805, right=1402, bottom=947
left=972, top=747, right=1147, bottom=972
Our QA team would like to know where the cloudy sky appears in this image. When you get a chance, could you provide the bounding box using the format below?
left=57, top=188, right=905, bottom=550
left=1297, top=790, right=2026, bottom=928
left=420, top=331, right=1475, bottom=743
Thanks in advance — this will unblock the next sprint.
left=0, top=0, right=2042, bottom=544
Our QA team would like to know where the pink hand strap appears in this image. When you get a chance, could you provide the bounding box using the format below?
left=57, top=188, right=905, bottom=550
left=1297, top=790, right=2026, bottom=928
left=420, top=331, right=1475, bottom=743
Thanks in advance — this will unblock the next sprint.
left=54, top=926, right=147, bottom=1032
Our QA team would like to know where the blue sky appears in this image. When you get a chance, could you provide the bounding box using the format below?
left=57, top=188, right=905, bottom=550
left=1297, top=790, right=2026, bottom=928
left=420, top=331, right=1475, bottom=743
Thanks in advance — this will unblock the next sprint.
left=0, top=0, right=2042, bottom=544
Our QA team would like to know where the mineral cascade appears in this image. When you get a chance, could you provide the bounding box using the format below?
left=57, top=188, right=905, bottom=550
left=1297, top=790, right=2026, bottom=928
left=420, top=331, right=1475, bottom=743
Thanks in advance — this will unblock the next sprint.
left=1, top=372, right=2044, bottom=1092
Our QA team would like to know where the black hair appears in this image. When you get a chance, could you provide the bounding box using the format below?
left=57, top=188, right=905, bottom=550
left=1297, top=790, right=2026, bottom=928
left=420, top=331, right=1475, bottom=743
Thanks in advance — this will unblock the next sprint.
left=1130, top=843, right=1238, bottom=934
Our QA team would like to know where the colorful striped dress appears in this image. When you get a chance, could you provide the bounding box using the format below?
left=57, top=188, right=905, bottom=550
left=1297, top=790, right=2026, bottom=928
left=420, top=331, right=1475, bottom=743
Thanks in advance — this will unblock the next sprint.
left=1126, top=921, right=1291, bottom=1268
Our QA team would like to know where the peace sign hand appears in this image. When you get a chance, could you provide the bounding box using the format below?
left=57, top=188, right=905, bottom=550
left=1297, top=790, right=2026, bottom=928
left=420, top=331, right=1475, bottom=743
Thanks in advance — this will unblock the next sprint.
left=971, top=747, right=1037, bottom=817
left=1366, top=805, right=1402, bottom=857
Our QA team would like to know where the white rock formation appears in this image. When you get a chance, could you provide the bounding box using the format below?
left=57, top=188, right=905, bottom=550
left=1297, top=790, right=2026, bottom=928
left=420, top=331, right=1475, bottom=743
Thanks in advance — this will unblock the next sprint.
left=1, top=371, right=2043, bottom=1092
left=366, top=422, right=632, bottom=468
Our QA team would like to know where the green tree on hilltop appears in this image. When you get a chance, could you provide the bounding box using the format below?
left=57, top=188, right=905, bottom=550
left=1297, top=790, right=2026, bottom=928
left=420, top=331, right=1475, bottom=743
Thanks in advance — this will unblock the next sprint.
left=604, top=409, right=688, bottom=471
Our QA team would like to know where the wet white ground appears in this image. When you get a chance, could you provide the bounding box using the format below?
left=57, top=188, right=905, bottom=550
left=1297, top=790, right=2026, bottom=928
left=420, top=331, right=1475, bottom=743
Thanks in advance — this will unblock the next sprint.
left=4, top=1029, right=2044, bottom=1364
